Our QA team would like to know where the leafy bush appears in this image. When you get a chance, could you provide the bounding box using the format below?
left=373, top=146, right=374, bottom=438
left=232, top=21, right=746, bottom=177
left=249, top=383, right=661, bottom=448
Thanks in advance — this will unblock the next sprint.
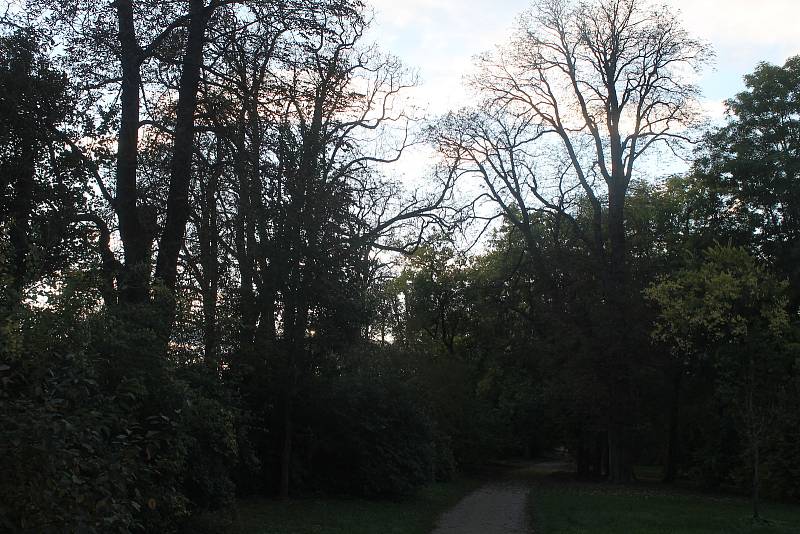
left=432, top=430, right=457, bottom=482
left=0, top=339, right=242, bottom=532
left=181, top=395, right=239, bottom=510
left=0, top=351, right=190, bottom=533
left=309, top=373, right=436, bottom=497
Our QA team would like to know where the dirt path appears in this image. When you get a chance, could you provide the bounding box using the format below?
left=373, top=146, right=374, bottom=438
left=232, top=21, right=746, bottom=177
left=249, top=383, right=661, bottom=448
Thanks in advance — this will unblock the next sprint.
left=431, top=480, right=530, bottom=534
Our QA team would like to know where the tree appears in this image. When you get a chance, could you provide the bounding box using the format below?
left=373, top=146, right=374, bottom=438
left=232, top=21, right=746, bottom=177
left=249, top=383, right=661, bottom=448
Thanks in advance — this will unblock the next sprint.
left=0, top=1, right=473, bottom=530
left=647, top=245, right=791, bottom=520
left=21, top=1, right=310, bottom=358
left=694, top=56, right=800, bottom=305
left=164, top=0, right=454, bottom=498
left=398, top=244, right=471, bottom=356
left=435, top=0, right=710, bottom=481
left=0, top=28, right=89, bottom=326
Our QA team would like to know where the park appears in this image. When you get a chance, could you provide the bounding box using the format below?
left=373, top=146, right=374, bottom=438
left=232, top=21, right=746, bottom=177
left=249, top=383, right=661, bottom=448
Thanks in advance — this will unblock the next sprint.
left=1, top=0, right=799, bottom=532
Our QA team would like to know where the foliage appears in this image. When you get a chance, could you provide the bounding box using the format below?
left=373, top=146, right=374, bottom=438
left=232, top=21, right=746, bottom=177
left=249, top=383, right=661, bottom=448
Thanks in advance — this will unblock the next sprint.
left=0, top=281, right=243, bottom=532
left=695, top=56, right=800, bottom=304
left=0, top=349, right=244, bottom=533
left=3, top=0, right=800, bottom=532
left=646, top=245, right=789, bottom=353
left=0, top=28, right=87, bottom=312
left=647, top=245, right=795, bottom=513
left=0, top=350, right=187, bottom=533
left=309, top=366, right=436, bottom=497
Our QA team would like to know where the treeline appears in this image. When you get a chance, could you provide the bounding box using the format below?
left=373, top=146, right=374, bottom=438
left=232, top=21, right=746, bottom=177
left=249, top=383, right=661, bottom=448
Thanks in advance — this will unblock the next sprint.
left=384, top=48, right=800, bottom=520
left=1, top=1, right=453, bottom=532
left=0, top=0, right=799, bottom=532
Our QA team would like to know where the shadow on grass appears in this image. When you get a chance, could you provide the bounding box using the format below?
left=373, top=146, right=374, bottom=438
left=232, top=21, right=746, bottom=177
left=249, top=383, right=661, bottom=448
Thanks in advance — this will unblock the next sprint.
left=518, top=461, right=800, bottom=534
left=204, top=476, right=484, bottom=534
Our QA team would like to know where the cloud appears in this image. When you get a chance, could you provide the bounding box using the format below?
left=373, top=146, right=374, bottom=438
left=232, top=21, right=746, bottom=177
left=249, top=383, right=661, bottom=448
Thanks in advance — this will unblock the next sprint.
left=678, top=0, right=799, bottom=51
left=365, top=0, right=528, bottom=113
left=701, top=99, right=728, bottom=122
left=366, top=0, right=799, bottom=114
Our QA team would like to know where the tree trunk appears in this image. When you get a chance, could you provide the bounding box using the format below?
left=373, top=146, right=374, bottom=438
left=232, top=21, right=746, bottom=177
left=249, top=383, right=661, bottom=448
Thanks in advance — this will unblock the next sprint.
left=664, top=370, right=682, bottom=483
left=748, top=365, right=761, bottom=522
left=605, top=178, right=633, bottom=483
left=607, top=422, right=632, bottom=483
left=199, top=147, right=221, bottom=372
left=576, top=431, right=590, bottom=478
left=279, top=392, right=293, bottom=500
left=115, top=0, right=151, bottom=305
left=155, top=0, right=210, bottom=294
left=753, top=441, right=760, bottom=520
left=233, top=117, right=259, bottom=366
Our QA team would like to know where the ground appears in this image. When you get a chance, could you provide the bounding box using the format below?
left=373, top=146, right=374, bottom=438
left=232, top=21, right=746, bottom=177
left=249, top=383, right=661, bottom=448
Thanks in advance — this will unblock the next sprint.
left=531, top=477, right=800, bottom=533
left=219, top=477, right=479, bottom=534
left=431, top=480, right=529, bottom=533
left=226, top=461, right=800, bottom=534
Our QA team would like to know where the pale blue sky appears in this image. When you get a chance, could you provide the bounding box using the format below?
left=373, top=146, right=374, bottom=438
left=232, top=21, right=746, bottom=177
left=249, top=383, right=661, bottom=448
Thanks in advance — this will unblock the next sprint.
left=364, top=0, right=800, bottom=181
left=366, top=0, right=800, bottom=117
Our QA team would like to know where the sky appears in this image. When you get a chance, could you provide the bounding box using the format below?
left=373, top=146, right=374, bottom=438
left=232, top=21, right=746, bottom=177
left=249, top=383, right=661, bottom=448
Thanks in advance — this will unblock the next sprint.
left=365, top=0, right=800, bottom=118
left=363, top=0, right=800, bottom=183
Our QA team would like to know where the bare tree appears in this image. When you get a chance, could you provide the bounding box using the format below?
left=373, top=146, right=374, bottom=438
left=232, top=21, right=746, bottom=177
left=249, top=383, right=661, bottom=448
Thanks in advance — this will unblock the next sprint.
left=436, top=0, right=711, bottom=481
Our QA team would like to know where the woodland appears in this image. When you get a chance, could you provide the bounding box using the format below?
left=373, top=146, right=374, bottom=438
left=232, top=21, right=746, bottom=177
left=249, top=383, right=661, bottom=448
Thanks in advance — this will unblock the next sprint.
left=0, top=0, right=799, bottom=532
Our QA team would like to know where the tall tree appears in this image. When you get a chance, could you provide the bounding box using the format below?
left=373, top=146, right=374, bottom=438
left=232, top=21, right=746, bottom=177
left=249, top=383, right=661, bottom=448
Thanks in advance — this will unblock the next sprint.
left=436, top=0, right=710, bottom=481
left=647, top=245, right=791, bottom=520
left=24, top=1, right=290, bottom=350
left=0, top=29, right=85, bottom=316
left=173, top=0, right=453, bottom=498
left=694, top=56, right=800, bottom=305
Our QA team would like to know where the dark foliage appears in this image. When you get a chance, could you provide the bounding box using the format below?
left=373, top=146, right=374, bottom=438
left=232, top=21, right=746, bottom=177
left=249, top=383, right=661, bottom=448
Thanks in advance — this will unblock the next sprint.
left=309, top=372, right=436, bottom=497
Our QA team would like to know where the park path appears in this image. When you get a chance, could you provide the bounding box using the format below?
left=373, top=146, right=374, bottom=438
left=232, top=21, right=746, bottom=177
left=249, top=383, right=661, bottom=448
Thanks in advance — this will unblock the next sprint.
left=430, top=479, right=531, bottom=534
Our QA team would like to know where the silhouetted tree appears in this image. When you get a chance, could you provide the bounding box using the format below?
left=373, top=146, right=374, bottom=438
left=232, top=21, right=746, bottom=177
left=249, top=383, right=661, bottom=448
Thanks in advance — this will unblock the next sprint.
left=435, top=0, right=711, bottom=481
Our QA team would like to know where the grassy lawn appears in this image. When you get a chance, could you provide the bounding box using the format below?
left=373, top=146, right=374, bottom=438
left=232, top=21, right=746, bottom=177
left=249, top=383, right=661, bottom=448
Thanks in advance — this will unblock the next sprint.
left=531, top=483, right=800, bottom=534
left=219, top=477, right=479, bottom=534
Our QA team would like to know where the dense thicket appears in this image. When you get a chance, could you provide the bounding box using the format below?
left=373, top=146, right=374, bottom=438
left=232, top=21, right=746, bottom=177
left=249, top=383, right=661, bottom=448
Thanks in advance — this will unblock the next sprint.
left=1, top=0, right=799, bottom=531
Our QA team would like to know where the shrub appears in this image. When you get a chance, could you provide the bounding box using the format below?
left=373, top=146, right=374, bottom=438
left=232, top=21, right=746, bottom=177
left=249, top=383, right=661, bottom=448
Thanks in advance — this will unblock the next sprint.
left=309, top=373, right=436, bottom=497
left=0, top=351, right=190, bottom=533
left=0, top=345, right=242, bottom=532
left=181, top=395, right=239, bottom=510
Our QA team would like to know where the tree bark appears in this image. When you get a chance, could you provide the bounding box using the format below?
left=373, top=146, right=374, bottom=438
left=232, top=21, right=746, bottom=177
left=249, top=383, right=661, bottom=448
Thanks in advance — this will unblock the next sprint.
left=115, top=0, right=151, bottom=305
left=664, top=369, right=682, bottom=483
left=199, top=146, right=221, bottom=372
left=605, top=175, right=634, bottom=483
left=753, top=441, right=760, bottom=520
left=279, top=392, right=293, bottom=501
left=155, top=0, right=210, bottom=294
left=235, top=152, right=258, bottom=364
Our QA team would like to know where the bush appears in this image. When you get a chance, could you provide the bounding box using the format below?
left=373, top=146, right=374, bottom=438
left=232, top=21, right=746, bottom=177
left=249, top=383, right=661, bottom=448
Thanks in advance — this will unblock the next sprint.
left=309, top=373, right=436, bottom=497
left=0, top=345, right=242, bottom=532
left=0, top=351, right=190, bottom=533
left=181, top=395, right=239, bottom=510
left=432, top=430, right=457, bottom=482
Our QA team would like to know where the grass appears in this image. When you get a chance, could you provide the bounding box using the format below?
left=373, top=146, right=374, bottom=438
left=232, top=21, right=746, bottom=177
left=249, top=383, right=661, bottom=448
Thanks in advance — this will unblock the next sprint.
left=530, top=481, right=800, bottom=534
left=221, top=477, right=479, bottom=534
